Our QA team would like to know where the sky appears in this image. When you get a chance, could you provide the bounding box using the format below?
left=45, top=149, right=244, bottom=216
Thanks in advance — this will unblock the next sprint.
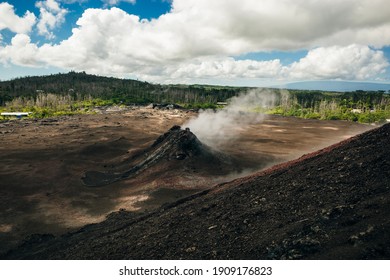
left=1, top=0, right=390, bottom=87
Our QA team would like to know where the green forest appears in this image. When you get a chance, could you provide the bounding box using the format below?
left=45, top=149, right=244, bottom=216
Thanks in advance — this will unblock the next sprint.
left=269, top=90, right=390, bottom=123
left=1, top=71, right=390, bottom=123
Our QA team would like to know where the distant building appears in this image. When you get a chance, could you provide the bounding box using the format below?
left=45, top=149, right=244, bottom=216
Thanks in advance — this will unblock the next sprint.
left=217, top=102, right=228, bottom=106
left=1, top=112, right=31, bottom=119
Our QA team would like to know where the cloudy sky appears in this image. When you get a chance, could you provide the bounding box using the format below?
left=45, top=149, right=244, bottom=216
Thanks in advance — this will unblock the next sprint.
left=1, top=0, right=390, bottom=86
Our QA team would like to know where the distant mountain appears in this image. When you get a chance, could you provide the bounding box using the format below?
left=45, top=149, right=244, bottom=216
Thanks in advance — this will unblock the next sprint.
left=279, top=81, right=390, bottom=92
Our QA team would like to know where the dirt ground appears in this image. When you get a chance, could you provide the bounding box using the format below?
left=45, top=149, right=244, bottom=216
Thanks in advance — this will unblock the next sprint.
left=0, top=107, right=371, bottom=254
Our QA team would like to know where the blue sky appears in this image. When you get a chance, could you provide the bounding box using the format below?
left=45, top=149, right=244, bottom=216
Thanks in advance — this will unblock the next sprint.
left=1, top=0, right=390, bottom=86
left=1, top=0, right=172, bottom=46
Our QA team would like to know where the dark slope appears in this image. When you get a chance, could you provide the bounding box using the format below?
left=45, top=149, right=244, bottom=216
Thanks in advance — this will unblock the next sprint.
left=3, top=124, right=390, bottom=260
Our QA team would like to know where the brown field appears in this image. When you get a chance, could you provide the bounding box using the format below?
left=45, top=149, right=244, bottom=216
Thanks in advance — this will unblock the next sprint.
left=0, top=107, right=371, bottom=254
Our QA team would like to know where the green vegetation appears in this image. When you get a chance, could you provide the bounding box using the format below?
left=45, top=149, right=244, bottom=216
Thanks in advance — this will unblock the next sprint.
left=0, top=71, right=243, bottom=106
left=0, top=93, right=100, bottom=119
left=268, top=90, right=390, bottom=124
left=1, top=72, right=390, bottom=123
left=0, top=71, right=245, bottom=119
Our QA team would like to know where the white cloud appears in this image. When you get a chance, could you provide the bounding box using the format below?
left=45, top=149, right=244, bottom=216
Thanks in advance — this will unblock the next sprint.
left=102, top=0, right=136, bottom=6
left=138, top=46, right=388, bottom=84
left=0, top=0, right=390, bottom=83
left=136, top=57, right=283, bottom=84
left=0, top=34, right=40, bottom=67
left=0, top=3, right=36, bottom=34
left=173, top=58, right=283, bottom=79
left=164, top=0, right=390, bottom=53
left=36, top=0, right=390, bottom=64
left=59, top=0, right=88, bottom=3
left=287, top=45, right=389, bottom=80
left=36, top=0, right=68, bottom=39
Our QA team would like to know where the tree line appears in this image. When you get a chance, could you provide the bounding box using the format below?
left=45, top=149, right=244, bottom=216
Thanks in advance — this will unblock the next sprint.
left=0, top=71, right=243, bottom=106
left=1, top=71, right=389, bottom=123
left=270, top=90, right=390, bottom=123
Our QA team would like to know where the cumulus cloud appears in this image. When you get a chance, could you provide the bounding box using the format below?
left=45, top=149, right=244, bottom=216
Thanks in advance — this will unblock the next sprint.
left=59, top=0, right=88, bottom=3
left=31, top=0, right=390, bottom=65
left=287, top=45, right=389, bottom=80
left=36, top=0, right=68, bottom=39
left=0, top=3, right=36, bottom=34
left=0, top=34, right=40, bottom=67
left=138, top=46, right=388, bottom=83
left=164, top=0, right=390, bottom=52
left=0, top=0, right=389, bottom=83
left=169, top=58, right=283, bottom=79
left=102, top=0, right=136, bottom=6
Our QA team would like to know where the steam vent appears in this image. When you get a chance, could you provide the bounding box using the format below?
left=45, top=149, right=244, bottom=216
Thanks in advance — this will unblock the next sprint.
left=82, top=126, right=238, bottom=187
left=150, top=125, right=203, bottom=160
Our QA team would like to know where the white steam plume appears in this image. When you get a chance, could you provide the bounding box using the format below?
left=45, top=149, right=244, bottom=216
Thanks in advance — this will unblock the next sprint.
left=184, top=89, right=278, bottom=148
